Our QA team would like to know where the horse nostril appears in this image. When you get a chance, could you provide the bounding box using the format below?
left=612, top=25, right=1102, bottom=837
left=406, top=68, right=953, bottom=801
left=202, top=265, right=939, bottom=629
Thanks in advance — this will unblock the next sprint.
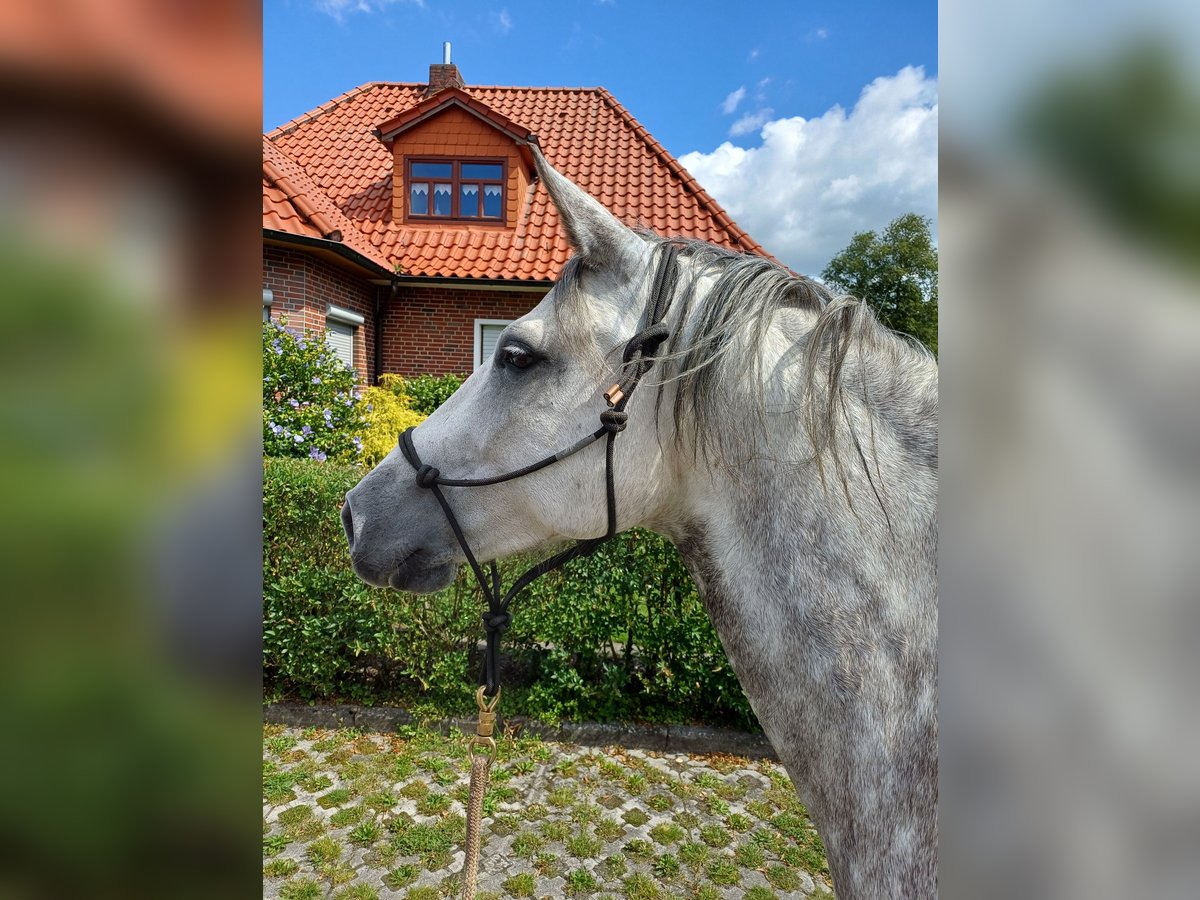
left=340, top=499, right=354, bottom=549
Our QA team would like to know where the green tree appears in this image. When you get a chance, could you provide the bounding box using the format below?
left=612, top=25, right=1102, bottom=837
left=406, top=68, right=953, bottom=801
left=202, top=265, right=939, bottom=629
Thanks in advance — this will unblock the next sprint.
left=820, top=213, right=938, bottom=353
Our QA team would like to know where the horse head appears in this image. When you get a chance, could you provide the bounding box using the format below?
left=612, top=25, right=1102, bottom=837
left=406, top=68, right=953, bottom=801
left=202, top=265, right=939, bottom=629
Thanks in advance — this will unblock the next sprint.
left=342, top=147, right=678, bottom=593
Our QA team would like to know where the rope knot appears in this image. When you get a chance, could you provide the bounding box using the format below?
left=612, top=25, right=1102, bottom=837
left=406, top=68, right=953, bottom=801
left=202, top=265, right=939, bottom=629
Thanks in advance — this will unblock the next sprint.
left=482, top=610, right=511, bottom=633
left=600, top=410, right=628, bottom=433
left=415, top=464, right=440, bottom=489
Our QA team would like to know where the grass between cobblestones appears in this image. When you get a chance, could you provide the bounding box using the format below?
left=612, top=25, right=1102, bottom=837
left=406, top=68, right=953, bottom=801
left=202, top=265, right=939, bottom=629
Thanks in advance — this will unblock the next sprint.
left=263, top=723, right=834, bottom=899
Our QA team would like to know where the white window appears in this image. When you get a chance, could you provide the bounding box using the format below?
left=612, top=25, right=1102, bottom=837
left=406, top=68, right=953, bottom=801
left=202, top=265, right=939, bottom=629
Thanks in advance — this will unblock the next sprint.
left=474, top=318, right=512, bottom=370
left=326, top=305, right=365, bottom=373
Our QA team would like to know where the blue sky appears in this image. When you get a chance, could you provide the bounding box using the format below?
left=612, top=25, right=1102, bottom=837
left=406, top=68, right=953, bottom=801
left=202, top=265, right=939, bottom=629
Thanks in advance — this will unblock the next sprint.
left=264, top=0, right=938, bottom=275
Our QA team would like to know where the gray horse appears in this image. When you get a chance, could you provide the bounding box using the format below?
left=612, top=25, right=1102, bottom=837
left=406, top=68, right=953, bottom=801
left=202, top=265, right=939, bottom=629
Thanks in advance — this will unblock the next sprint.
left=343, top=145, right=938, bottom=899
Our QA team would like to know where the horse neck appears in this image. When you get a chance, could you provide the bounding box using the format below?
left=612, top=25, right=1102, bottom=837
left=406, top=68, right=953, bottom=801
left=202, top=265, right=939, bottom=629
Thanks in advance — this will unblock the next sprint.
left=654, top=320, right=938, bottom=899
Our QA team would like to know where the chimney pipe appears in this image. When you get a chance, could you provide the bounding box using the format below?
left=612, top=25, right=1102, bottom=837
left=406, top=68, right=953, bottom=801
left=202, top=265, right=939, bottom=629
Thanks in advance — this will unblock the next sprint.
left=425, top=44, right=464, bottom=96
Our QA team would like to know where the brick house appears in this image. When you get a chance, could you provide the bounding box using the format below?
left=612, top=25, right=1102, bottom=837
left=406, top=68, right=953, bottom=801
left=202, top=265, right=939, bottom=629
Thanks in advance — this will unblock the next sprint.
left=262, top=57, right=769, bottom=383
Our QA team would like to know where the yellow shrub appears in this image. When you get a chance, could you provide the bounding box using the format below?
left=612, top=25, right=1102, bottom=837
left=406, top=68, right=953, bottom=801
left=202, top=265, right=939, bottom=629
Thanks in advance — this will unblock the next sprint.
left=356, top=375, right=426, bottom=467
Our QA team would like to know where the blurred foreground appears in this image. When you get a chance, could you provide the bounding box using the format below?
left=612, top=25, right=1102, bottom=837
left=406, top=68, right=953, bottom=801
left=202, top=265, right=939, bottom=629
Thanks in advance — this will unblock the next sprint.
left=0, top=2, right=261, bottom=897
left=941, top=1, right=1200, bottom=897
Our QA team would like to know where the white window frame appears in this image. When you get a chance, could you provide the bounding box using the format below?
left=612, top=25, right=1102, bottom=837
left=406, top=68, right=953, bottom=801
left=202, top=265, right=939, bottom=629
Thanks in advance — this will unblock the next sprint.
left=473, top=318, right=513, bottom=371
left=262, top=289, right=273, bottom=322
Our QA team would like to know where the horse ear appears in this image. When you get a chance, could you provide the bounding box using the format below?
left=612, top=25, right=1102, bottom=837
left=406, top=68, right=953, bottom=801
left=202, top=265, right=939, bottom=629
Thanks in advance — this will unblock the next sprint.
left=529, top=140, right=637, bottom=269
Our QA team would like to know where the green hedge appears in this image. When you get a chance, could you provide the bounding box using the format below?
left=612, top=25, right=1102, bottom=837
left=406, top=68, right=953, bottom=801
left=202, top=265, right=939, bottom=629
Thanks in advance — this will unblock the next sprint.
left=263, top=457, right=757, bottom=729
left=404, top=374, right=465, bottom=416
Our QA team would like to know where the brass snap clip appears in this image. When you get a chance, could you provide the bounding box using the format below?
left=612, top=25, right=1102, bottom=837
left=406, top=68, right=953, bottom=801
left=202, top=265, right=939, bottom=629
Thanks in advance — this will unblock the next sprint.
left=470, top=685, right=501, bottom=755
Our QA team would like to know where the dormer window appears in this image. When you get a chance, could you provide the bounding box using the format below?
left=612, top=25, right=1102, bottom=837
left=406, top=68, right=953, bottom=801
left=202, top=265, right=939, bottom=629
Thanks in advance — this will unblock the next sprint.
left=407, top=158, right=504, bottom=221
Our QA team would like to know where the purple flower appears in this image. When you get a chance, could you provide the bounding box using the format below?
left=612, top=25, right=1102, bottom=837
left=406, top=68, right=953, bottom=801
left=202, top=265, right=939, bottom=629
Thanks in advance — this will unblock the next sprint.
left=352, top=437, right=362, bottom=451
left=270, top=423, right=283, bottom=435
left=311, top=376, right=322, bottom=384
left=293, top=433, right=304, bottom=443
left=309, top=447, right=327, bottom=462
left=322, top=408, right=332, bottom=420
left=288, top=398, right=300, bottom=408
left=301, top=425, right=312, bottom=436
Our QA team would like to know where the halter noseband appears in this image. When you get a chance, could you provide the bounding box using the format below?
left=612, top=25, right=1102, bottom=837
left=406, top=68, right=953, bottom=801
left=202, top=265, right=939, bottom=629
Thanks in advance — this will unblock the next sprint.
left=398, top=242, right=680, bottom=697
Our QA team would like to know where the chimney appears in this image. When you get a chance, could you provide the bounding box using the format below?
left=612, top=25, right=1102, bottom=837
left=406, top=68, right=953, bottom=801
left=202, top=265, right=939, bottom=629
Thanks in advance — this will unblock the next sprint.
left=425, top=42, right=464, bottom=96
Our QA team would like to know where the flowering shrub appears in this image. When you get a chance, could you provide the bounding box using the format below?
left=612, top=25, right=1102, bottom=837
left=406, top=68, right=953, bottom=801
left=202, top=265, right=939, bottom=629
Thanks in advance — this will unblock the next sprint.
left=263, top=319, right=365, bottom=462
left=356, top=374, right=427, bottom=467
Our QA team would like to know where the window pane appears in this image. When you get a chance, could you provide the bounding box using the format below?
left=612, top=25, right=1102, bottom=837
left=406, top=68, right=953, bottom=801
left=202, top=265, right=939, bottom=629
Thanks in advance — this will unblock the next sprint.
left=432, top=183, right=452, bottom=216
left=482, top=184, right=502, bottom=218
left=461, top=163, right=502, bottom=180
left=460, top=183, right=480, bottom=217
left=411, top=162, right=452, bottom=178
left=410, top=182, right=429, bottom=215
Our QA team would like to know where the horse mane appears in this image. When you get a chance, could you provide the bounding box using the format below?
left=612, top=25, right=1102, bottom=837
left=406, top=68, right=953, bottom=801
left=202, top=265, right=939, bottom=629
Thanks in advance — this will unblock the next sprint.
left=552, top=235, right=937, bottom=514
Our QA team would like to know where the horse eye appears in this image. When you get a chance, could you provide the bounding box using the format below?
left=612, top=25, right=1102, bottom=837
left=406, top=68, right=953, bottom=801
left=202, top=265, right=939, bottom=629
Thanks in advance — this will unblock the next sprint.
left=501, top=346, right=535, bottom=370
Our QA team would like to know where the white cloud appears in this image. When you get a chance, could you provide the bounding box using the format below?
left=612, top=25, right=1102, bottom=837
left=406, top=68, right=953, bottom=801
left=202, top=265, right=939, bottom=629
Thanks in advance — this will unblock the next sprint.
left=721, top=87, right=746, bottom=115
left=679, top=66, right=937, bottom=277
left=313, top=0, right=424, bottom=22
left=814, top=27, right=829, bottom=40
left=493, top=8, right=513, bottom=32
left=729, top=108, right=774, bottom=136
left=748, top=48, right=760, bottom=61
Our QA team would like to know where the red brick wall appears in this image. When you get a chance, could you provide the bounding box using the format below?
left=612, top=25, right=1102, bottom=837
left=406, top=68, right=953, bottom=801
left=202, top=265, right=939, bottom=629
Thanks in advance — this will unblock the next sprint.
left=380, top=285, right=547, bottom=376
left=263, top=245, right=379, bottom=384
left=263, top=244, right=551, bottom=379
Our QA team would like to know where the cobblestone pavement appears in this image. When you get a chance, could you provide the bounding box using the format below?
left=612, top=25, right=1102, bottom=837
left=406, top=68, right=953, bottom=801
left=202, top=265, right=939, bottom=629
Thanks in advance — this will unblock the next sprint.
left=263, top=724, right=834, bottom=899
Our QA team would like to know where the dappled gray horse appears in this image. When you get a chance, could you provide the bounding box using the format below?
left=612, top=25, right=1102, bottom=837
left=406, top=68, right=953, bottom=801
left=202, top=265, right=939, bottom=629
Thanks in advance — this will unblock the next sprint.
left=343, top=145, right=938, bottom=899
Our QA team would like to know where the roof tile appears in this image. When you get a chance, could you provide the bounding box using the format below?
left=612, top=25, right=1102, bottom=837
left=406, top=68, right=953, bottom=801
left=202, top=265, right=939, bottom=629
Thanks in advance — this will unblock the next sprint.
left=265, top=83, right=773, bottom=281
left=262, top=137, right=391, bottom=273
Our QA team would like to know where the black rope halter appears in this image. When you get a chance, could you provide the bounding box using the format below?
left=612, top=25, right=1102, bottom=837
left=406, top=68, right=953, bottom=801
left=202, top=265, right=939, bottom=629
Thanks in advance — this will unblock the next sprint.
left=398, top=242, right=680, bottom=698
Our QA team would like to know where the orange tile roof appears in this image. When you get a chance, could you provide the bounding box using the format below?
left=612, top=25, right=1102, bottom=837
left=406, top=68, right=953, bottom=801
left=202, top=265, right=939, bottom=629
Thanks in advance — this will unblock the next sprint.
left=262, top=137, right=392, bottom=273
left=265, top=82, right=772, bottom=282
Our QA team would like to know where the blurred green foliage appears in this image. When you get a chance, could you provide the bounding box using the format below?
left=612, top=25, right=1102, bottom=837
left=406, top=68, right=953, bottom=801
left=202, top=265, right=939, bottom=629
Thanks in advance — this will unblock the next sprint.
left=0, top=238, right=257, bottom=898
left=263, top=457, right=757, bottom=729
left=1018, top=40, right=1200, bottom=276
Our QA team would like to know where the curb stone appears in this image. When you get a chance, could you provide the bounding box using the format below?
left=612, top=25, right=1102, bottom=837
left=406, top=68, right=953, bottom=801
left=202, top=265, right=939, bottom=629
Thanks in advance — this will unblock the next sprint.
left=263, top=701, right=777, bottom=760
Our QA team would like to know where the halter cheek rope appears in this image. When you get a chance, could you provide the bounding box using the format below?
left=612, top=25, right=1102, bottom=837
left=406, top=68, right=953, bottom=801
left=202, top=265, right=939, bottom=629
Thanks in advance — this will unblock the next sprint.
left=396, top=243, right=679, bottom=899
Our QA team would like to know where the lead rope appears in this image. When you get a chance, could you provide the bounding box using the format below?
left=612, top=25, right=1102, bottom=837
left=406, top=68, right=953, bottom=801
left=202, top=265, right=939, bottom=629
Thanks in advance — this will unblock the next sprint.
left=397, top=242, right=680, bottom=900
left=462, top=687, right=499, bottom=897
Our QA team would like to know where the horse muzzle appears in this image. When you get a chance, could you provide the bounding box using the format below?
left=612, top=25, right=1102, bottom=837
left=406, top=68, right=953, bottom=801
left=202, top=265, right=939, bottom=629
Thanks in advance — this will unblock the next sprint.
left=341, top=484, right=459, bottom=593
